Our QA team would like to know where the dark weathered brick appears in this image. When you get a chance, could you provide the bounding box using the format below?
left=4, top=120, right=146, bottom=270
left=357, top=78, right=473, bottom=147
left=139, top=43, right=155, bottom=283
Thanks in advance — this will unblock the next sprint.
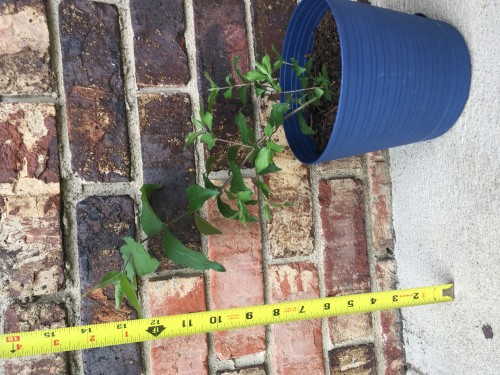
left=3, top=302, right=67, bottom=375
left=0, top=194, right=64, bottom=299
left=138, top=94, right=199, bottom=270
left=194, top=0, right=252, bottom=170
left=0, top=103, right=59, bottom=183
left=131, top=0, right=189, bottom=87
left=60, top=1, right=130, bottom=182
left=0, top=0, right=52, bottom=94
left=76, top=196, right=143, bottom=375
left=330, top=344, right=377, bottom=375
left=252, top=0, right=295, bottom=60
left=320, top=179, right=371, bottom=296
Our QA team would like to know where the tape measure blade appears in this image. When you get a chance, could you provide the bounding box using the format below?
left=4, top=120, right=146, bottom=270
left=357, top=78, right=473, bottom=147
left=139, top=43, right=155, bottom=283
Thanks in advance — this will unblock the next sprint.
left=0, top=284, right=453, bottom=359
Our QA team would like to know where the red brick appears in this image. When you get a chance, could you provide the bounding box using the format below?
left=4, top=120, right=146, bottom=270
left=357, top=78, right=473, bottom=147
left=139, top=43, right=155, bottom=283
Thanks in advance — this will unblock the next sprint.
left=329, top=344, right=377, bottom=375
left=147, top=276, right=208, bottom=375
left=76, top=196, right=143, bottom=374
left=0, top=194, right=64, bottom=299
left=0, top=103, right=59, bottom=183
left=320, top=179, right=371, bottom=296
left=252, top=0, right=296, bottom=60
left=366, top=151, right=394, bottom=258
left=60, top=1, right=130, bottom=182
left=194, top=0, right=252, bottom=170
left=207, top=189, right=266, bottom=360
left=269, top=263, right=324, bottom=375
left=0, top=0, right=52, bottom=94
left=376, top=260, right=406, bottom=375
left=3, top=302, right=67, bottom=375
left=131, top=0, right=189, bottom=86
left=138, top=94, right=199, bottom=270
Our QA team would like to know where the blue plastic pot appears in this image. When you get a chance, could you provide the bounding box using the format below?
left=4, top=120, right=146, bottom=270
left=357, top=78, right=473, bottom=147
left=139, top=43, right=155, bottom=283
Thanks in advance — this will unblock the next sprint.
left=280, top=0, right=471, bottom=164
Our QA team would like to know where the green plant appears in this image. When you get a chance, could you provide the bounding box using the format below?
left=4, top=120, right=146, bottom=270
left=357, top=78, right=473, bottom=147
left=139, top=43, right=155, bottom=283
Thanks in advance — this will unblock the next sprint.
left=85, top=50, right=333, bottom=317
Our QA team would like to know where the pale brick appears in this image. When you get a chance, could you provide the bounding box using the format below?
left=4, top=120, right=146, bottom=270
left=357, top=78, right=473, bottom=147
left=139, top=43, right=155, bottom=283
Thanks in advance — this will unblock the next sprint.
left=329, top=313, right=373, bottom=344
left=0, top=194, right=64, bottom=299
left=269, top=263, right=324, bottom=375
left=0, top=0, right=52, bottom=94
left=147, top=276, right=208, bottom=375
left=218, top=366, right=266, bottom=375
left=366, top=151, right=394, bottom=258
left=316, top=156, right=363, bottom=175
left=207, top=190, right=266, bottom=360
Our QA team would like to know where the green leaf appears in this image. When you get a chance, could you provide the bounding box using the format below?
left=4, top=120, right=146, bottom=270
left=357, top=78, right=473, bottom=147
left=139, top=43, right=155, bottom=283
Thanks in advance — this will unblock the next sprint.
left=291, top=58, right=306, bottom=76
left=115, top=281, right=124, bottom=310
left=272, top=45, right=284, bottom=72
left=225, top=145, right=240, bottom=166
left=262, top=204, right=272, bottom=221
left=256, top=180, right=271, bottom=199
left=255, top=86, right=266, bottom=97
left=194, top=212, right=223, bottom=235
left=84, top=271, right=122, bottom=296
left=224, top=87, right=233, bottom=99
left=244, top=70, right=267, bottom=82
left=205, top=156, right=216, bottom=175
left=120, top=237, right=160, bottom=278
left=262, top=54, right=272, bottom=74
left=314, top=87, right=324, bottom=98
left=238, top=85, right=248, bottom=106
left=200, top=110, right=213, bottom=131
left=217, top=196, right=238, bottom=219
left=204, top=71, right=219, bottom=89
left=120, top=273, right=142, bottom=318
left=283, top=201, right=294, bottom=207
left=255, top=146, right=273, bottom=174
left=235, top=111, right=254, bottom=145
left=185, top=130, right=205, bottom=147
left=237, top=200, right=259, bottom=225
left=200, top=132, right=216, bottom=149
left=141, top=184, right=164, bottom=236
left=269, top=103, right=290, bottom=128
left=264, top=123, right=273, bottom=137
left=297, top=112, right=316, bottom=135
left=229, top=161, right=246, bottom=194
left=236, top=190, right=253, bottom=202
left=233, top=55, right=246, bottom=82
left=225, top=74, right=232, bottom=85
left=207, top=89, right=219, bottom=112
left=257, top=161, right=282, bottom=175
left=266, top=141, right=285, bottom=153
left=186, top=184, right=219, bottom=214
left=163, top=230, right=226, bottom=271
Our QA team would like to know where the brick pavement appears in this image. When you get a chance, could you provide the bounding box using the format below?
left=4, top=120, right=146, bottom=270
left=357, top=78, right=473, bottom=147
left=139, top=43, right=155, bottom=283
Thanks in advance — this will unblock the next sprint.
left=0, top=0, right=406, bottom=374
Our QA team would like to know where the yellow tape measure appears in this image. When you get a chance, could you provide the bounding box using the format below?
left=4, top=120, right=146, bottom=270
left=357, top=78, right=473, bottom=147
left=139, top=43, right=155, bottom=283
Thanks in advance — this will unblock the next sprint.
left=0, top=284, right=453, bottom=359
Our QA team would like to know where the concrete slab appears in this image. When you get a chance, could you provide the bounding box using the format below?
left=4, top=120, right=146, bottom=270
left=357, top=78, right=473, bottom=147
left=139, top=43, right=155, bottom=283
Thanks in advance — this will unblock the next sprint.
left=372, top=0, right=500, bottom=374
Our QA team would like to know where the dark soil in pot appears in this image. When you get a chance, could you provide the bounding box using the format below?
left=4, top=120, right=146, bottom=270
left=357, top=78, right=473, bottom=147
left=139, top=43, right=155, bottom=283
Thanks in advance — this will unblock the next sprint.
left=305, top=11, right=342, bottom=153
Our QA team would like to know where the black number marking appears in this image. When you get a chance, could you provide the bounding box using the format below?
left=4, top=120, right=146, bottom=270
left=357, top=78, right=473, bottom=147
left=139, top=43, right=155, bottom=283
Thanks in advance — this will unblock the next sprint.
left=116, top=323, right=127, bottom=329
left=299, top=306, right=306, bottom=314
left=347, top=300, right=354, bottom=307
left=273, top=309, right=281, bottom=316
left=393, top=295, right=399, bottom=302
left=150, top=319, right=160, bottom=325
left=209, top=316, right=222, bottom=324
left=43, top=332, right=55, bottom=338
left=371, top=298, right=377, bottom=304
left=182, top=319, right=193, bottom=328
left=324, top=303, right=331, bottom=310
left=246, top=312, right=253, bottom=319
left=413, top=292, right=419, bottom=300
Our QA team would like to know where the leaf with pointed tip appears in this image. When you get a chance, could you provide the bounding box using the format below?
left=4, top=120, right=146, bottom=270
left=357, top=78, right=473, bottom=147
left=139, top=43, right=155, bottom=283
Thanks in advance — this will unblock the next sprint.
left=266, top=141, right=284, bottom=153
left=224, top=87, right=233, bottom=99
left=163, top=230, right=226, bottom=272
left=120, top=273, right=142, bottom=318
left=186, top=184, right=219, bottom=214
left=235, top=111, right=254, bottom=145
left=269, top=102, right=290, bottom=128
left=245, top=70, right=267, bottom=82
left=120, top=237, right=160, bottom=278
left=297, top=112, right=316, bottom=135
left=200, top=132, right=216, bottom=149
left=194, top=212, right=223, bottom=235
left=256, top=180, right=271, bottom=199
left=185, top=130, right=205, bottom=148
left=255, top=146, right=273, bottom=174
left=115, top=281, right=124, bottom=310
left=238, top=85, right=248, bottom=106
left=217, top=196, right=239, bottom=219
left=141, top=184, right=164, bottom=236
left=257, top=161, right=282, bottom=175
left=84, top=271, right=122, bottom=297
left=229, top=161, right=246, bottom=194
left=262, top=204, right=272, bottom=221
left=233, top=55, right=246, bottom=81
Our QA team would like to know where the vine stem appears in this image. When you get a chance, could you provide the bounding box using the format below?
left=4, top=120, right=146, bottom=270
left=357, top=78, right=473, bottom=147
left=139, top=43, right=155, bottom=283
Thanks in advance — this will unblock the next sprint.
left=283, top=97, right=319, bottom=122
